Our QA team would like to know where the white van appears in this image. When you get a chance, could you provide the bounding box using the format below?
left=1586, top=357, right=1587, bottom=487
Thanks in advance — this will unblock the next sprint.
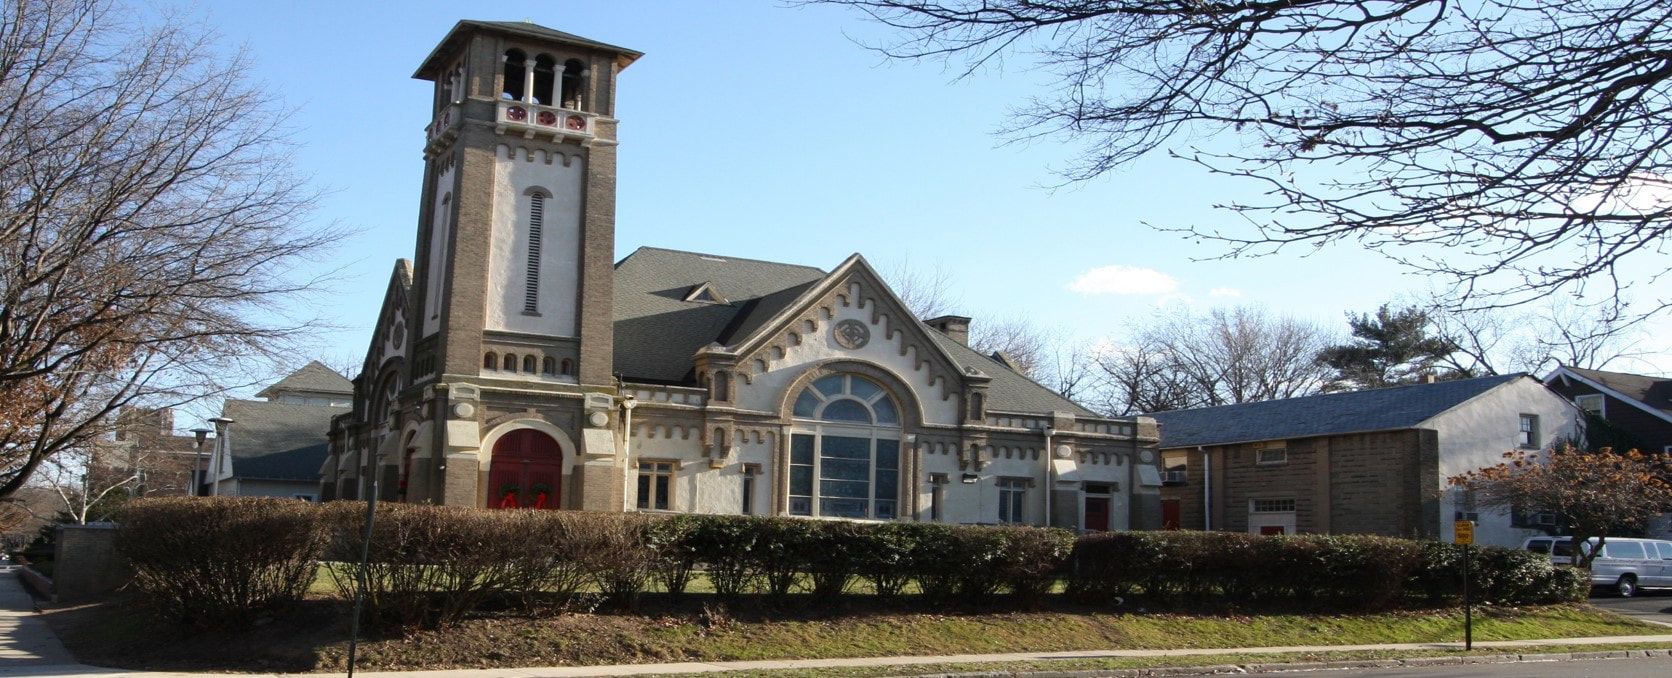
left=1523, top=536, right=1672, bottom=597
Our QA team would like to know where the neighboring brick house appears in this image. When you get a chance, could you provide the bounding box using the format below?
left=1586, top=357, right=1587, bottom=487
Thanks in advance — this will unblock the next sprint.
left=97, top=407, right=201, bottom=497
left=1541, top=366, right=1672, bottom=454
left=318, top=20, right=1165, bottom=531
left=1150, top=374, right=1582, bottom=547
left=204, top=362, right=352, bottom=500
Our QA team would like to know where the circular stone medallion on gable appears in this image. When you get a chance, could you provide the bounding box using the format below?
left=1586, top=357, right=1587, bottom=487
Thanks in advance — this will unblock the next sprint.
left=832, top=319, right=871, bottom=349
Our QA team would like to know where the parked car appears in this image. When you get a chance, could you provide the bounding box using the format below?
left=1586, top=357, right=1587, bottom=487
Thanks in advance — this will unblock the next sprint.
left=1523, top=536, right=1672, bottom=597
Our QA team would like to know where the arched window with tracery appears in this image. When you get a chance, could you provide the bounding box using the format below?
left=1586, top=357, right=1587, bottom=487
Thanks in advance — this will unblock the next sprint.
left=501, top=49, right=527, bottom=101
left=788, top=374, right=902, bottom=519
left=561, top=59, right=584, bottom=109
left=502, top=353, right=517, bottom=371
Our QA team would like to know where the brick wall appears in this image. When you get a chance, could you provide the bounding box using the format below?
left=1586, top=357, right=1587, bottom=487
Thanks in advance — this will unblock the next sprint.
left=1162, top=429, right=1437, bottom=537
left=50, top=524, right=129, bottom=603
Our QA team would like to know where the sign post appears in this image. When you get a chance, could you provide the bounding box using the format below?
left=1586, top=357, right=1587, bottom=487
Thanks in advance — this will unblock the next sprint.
left=1454, top=520, right=1475, bottom=651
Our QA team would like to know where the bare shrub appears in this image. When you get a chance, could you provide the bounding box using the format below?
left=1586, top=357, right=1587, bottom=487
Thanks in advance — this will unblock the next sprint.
left=116, top=497, right=326, bottom=629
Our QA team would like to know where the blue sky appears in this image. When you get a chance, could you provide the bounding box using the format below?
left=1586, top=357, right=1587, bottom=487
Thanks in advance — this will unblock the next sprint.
left=164, top=0, right=1666, bottom=394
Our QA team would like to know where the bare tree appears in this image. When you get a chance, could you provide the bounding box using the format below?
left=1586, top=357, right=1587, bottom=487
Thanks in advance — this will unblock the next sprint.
left=0, top=0, right=332, bottom=499
left=1405, top=292, right=1645, bottom=376
left=884, top=255, right=957, bottom=320
left=816, top=0, right=1672, bottom=319
left=1096, top=306, right=1335, bottom=414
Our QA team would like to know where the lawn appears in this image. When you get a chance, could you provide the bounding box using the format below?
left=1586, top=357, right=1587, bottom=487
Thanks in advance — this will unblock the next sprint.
left=42, top=594, right=1664, bottom=673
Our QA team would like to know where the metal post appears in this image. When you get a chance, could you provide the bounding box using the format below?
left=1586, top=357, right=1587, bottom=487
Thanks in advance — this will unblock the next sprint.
left=1463, top=543, right=1473, bottom=651
left=346, top=452, right=380, bottom=678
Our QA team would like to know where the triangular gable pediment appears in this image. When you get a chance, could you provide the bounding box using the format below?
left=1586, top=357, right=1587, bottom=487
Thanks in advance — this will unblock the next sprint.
left=721, top=254, right=976, bottom=400
left=360, top=259, right=413, bottom=379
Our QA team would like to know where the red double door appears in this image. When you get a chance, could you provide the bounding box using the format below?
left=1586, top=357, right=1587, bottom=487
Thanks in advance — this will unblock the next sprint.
left=488, top=429, right=563, bottom=510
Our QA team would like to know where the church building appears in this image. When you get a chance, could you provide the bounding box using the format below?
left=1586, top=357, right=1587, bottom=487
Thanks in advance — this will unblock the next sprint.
left=320, top=20, right=1163, bottom=531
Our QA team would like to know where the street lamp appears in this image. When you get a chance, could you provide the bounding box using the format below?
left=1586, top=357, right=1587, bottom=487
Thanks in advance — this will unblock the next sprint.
left=190, top=428, right=213, bottom=497
left=206, top=417, right=234, bottom=496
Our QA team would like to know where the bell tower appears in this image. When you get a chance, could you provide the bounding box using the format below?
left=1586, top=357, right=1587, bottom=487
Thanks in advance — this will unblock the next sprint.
left=405, top=21, right=641, bottom=510
left=408, top=20, right=638, bottom=384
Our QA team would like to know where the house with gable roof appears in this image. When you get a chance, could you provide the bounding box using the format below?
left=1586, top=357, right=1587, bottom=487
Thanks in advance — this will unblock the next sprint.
left=204, top=361, right=352, bottom=500
left=1150, top=374, right=1583, bottom=547
left=318, top=20, right=1163, bottom=531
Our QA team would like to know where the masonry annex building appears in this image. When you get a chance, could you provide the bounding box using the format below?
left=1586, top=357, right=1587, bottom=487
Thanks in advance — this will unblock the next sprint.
left=319, top=20, right=1163, bottom=531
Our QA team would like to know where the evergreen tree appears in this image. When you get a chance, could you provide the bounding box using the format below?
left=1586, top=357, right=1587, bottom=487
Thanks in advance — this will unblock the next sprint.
left=1317, top=305, right=1459, bottom=391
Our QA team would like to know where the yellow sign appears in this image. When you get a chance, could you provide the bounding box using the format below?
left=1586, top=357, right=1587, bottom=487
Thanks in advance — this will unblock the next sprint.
left=1454, top=520, right=1475, bottom=545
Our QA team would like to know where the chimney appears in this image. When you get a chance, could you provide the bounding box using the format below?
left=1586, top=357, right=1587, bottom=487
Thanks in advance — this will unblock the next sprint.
left=924, top=315, right=971, bottom=345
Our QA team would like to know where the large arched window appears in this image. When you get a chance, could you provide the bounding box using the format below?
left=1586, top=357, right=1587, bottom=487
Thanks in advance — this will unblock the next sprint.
left=789, top=374, right=902, bottom=520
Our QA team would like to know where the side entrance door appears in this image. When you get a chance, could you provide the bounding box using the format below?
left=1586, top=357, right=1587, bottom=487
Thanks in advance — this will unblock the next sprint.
left=1083, top=496, right=1110, bottom=532
left=1160, top=498, right=1181, bottom=530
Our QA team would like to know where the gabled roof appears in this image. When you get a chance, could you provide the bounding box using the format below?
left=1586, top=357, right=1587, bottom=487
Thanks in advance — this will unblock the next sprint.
left=255, top=361, right=354, bottom=400
left=415, top=19, right=643, bottom=79
left=612, top=247, right=824, bottom=384
left=1544, top=366, right=1672, bottom=424
left=222, top=399, right=347, bottom=481
left=928, top=331, right=1094, bottom=417
left=1149, top=374, right=1529, bottom=449
left=609, top=246, right=1093, bottom=417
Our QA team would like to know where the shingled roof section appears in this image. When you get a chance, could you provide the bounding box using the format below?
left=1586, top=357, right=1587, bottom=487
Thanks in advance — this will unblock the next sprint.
left=255, top=361, right=354, bottom=400
left=223, top=399, right=346, bottom=482
left=610, top=246, right=1097, bottom=418
left=926, top=331, right=1095, bottom=417
left=612, top=247, right=825, bottom=384
left=1564, top=367, right=1672, bottom=416
left=1148, top=374, right=1529, bottom=449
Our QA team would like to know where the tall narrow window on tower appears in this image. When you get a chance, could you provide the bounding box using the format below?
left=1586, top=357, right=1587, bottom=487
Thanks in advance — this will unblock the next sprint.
left=523, top=192, right=545, bottom=315
left=561, top=59, right=584, bottom=110
left=532, top=54, right=556, bottom=105
left=502, top=49, right=527, bottom=101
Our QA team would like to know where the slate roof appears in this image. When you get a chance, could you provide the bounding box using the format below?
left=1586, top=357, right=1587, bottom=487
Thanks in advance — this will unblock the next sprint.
left=415, top=19, right=643, bottom=79
left=255, top=361, right=354, bottom=399
left=1147, top=374, right=1529, bottom=449
left=613, top=247, right=825, bottom=384
left=927, top=331, right=1095, bottom=417
left=222, top=399, right=347, bottom=481
left=610, top=246, right=1094, bottom=417
left=1564, top=367, right=1672, bottom=416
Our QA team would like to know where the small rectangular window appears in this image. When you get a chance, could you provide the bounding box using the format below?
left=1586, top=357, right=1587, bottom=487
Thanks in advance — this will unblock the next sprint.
left=1574, top=394, right=1605, bottom=416
left=997, top=477, right=1028, bottom=524
left=636, top=461, right=674, bottom=511
left=1518, top=414, right=1539, bottom=449
left=1251, top=498, right=1296, bottom=513
left=1256, top=446, right=1288, bottom=465
left=741, top=474, right=754, bottom=515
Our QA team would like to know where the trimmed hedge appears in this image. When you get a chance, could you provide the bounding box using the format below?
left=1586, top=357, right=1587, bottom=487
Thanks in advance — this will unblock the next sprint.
left=116, top=497, right=329, bottom=628
left=1068, top=531, right=1586, bottom=610
left=114, top=500, right=1588, bottom=631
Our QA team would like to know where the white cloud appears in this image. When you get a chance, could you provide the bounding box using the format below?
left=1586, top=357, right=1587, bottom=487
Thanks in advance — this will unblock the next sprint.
left=1067, top=265, right=1180, bottom=296
left=1209, top=287, right=1244, bottom=299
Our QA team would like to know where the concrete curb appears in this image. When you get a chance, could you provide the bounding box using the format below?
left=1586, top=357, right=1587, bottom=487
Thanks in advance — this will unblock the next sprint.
left=909, top=648, right=1672, bottom=677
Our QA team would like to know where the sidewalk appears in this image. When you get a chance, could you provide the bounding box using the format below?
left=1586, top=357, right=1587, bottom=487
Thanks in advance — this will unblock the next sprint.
left=4, top=573, right=1671, bottom=677
left=0, top=569, right=78, bottom=676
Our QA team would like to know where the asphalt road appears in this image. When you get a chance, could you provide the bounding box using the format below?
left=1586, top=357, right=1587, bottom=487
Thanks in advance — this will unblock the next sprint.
left=1589, top=589, right=1672, bottom=626
left=1316, top=657, right=1670, bottom=677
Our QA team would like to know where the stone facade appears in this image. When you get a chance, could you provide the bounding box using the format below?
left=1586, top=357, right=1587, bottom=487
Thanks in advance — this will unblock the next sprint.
left=319, top=20, right=1163, bottom=531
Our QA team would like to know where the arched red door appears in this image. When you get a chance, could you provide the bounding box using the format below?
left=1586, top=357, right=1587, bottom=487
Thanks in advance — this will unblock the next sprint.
left=488, top=429, right=563, bottom=509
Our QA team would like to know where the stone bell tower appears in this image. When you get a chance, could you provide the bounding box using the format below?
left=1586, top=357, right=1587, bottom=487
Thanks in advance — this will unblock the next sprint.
left=405, top=20, right=641, bottom=510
